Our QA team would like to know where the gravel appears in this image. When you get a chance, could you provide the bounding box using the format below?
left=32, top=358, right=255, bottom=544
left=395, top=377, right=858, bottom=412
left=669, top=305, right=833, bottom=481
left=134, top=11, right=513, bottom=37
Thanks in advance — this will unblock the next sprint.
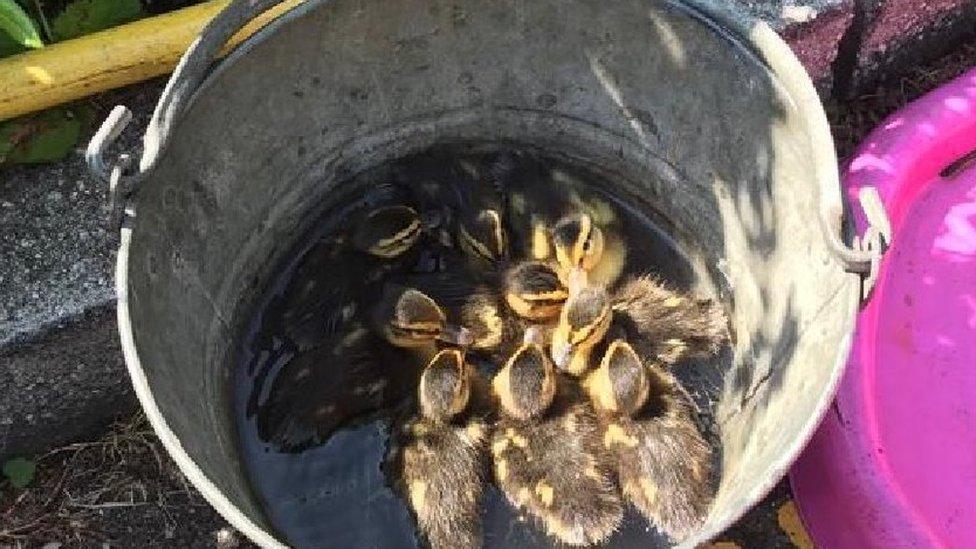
left=0, top=81, right=165, bottom=346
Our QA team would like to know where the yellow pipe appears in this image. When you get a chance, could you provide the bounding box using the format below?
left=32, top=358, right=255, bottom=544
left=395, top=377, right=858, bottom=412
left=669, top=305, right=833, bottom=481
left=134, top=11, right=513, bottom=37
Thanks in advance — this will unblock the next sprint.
left=0, top=0, right=303, bottom=122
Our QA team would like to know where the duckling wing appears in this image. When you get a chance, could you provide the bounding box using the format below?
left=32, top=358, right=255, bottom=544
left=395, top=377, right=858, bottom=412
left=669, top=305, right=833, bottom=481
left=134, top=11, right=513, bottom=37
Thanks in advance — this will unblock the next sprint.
left=392, top=419, right=488, bottom=549
left=270, top=244, right=373, bottom=352
left=613, top=276, right=728, bottom=365
left=610, top=413, right=713, bottom=542
left=492, top=404, right=622, bottom=546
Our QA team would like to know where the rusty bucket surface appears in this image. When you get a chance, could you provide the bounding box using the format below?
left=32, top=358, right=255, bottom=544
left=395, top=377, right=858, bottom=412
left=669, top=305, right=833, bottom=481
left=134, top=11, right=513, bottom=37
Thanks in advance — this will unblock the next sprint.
left=88, top=0, right=870, bottom=546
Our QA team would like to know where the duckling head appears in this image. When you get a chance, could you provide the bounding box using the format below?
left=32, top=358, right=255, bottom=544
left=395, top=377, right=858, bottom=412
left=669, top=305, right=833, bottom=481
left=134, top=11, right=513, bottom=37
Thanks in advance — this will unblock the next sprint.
left=503, top=261, right=569, bottom=321
left=493, top=342, right=557, bottom=421
left=419, top=349, right=471, bottom=422
left=551, top=285, right=612, bottom=376
left=586, top=340, right=649, bottom=417
left=551, top=212, right=605, bottom=272
left=378, top=287, right=472, bottom=349
left=351, top=205, right=423, bottom=258
left=458, top=208, right=507, bottom=265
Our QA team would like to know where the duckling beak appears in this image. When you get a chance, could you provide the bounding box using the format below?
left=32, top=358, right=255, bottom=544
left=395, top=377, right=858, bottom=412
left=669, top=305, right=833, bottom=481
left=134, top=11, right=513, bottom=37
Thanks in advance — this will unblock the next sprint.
left=551, top=340, right=573, bottom=370
left=523, top=325, right=546, bottom=346
left=439, top=324, right=474, bottom=347
left=567, top=267, right=588, bottom=296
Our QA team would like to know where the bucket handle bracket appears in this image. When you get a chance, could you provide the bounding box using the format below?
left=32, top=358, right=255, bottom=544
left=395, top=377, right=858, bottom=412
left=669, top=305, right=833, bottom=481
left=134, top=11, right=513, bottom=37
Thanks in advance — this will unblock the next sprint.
left=86, top=0, right=289, bottom=230
left=86, top=105, right=139, bottom=231
left=823, top=186, right=891, bottom=302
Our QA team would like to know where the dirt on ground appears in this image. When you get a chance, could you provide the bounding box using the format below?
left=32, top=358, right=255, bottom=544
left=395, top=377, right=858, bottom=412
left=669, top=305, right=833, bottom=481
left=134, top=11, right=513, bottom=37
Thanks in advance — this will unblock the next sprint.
left=828, top=42, right=976, bottom=159
left=2, top=39, right=975, bottom=549
left=0, top=415, right=253, bottom=549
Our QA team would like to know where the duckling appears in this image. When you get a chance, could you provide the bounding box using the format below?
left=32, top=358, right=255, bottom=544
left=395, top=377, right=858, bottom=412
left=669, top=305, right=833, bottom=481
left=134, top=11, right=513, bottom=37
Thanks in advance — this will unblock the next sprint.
left=491, top=342, right=623, bottom=546
left=550, top=210, right=627, bottom=290
left=350, top=204, right=424, bottom=259
left=552, top=278, right=727, bottom=372
left=372, top=285, right=472, bottom=363
left=550, top=285, right=614, bottom=376
left=583, top=340, right=713, bottom=541
left=387, top=270, right=507, bottom=356
left=255, top=322, right=420, bottom=452
left=491, top=151, right=584, bottom=263
left=457, top=207, right=508, bottom=270
left=389, top=349, right=490, bottom=549
left=421, top=259, right=570, bottom=364
left=271, top=204, right=425, bottom=351
left=502, top=261, right=569, bottom=322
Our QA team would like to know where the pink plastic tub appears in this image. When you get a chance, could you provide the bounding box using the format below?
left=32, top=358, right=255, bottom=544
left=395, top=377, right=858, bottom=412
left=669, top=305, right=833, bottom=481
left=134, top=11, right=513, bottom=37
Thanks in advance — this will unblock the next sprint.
left=789, top=68, right=976, bottom=547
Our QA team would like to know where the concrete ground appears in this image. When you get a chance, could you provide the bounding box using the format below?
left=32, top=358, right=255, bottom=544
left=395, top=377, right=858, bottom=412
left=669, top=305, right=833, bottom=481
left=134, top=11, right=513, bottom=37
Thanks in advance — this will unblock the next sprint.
left=2, top=1, right=976, bottom=546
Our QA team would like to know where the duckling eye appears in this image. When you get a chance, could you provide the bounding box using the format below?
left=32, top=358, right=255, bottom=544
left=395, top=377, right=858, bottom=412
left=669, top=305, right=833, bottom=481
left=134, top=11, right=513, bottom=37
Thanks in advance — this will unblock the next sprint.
left=582, top=239, right=592, bottom=252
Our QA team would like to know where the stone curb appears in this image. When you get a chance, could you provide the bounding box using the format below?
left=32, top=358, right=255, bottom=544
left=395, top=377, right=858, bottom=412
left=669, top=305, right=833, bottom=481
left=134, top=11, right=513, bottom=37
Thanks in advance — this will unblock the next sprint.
left=0, top=305, right=135, bottom=462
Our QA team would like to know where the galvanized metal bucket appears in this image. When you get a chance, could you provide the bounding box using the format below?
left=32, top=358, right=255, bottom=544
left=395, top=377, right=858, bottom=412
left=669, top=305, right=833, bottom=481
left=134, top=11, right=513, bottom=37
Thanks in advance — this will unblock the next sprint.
left=87, top=0, right=887, bottom=546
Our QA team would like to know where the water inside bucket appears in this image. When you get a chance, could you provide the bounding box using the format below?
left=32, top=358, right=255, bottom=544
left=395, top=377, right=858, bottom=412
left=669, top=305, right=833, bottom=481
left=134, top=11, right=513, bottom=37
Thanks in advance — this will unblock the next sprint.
left=232, top=146, right=729, bottom=547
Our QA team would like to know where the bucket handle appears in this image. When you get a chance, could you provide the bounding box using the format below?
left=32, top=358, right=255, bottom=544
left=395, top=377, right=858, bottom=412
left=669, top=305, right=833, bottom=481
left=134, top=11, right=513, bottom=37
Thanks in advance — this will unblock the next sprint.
left=86, top=0, right=291, bottom=228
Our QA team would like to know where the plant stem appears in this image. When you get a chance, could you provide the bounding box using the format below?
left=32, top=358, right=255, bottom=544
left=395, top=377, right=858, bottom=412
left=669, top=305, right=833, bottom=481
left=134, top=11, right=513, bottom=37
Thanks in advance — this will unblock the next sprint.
left=30, top=0, right=53, bottom=43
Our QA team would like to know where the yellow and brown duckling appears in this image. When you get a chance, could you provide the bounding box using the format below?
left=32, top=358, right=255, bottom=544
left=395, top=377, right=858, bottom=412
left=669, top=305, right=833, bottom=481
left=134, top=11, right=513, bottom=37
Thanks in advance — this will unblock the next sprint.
left=552, top=278, right=728, bottom=372
left=502, top=261, right=570, bottom=323
left=551, top=285, right=614, bottom=376
left=491, top=342, right=623, bottom=546
left=255, top=322, right=420, bottom=452
left=457, top=207, right=508, bottom=270
left=456, top=260, right=571, bottom=362
left=550, top=210, right=627, bottom=290
left=551, top=213, right=605, bottom=277
left=389, top=349, right=490, bottom=549
left=373, top=286, right=472, bottom=363
left=273, top=204, right=425, bottom=351
left=350, top=204, right=424, bottom=259
left=583, top=340, right=713, bottom=541
left=388, top=271, right=508, bottom=356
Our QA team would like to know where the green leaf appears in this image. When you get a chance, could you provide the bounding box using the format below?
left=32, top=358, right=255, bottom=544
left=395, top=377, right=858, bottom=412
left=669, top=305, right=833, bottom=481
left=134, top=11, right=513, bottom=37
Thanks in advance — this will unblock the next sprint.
left=50, top=0, right=144, bottom=42
left=0, top=0, right=43, bottom=50
left=3, top=457, right=37, bottom=489
left=0, top=23, right=28, bottom=57
left=0, top=105, right=90, bottom=165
